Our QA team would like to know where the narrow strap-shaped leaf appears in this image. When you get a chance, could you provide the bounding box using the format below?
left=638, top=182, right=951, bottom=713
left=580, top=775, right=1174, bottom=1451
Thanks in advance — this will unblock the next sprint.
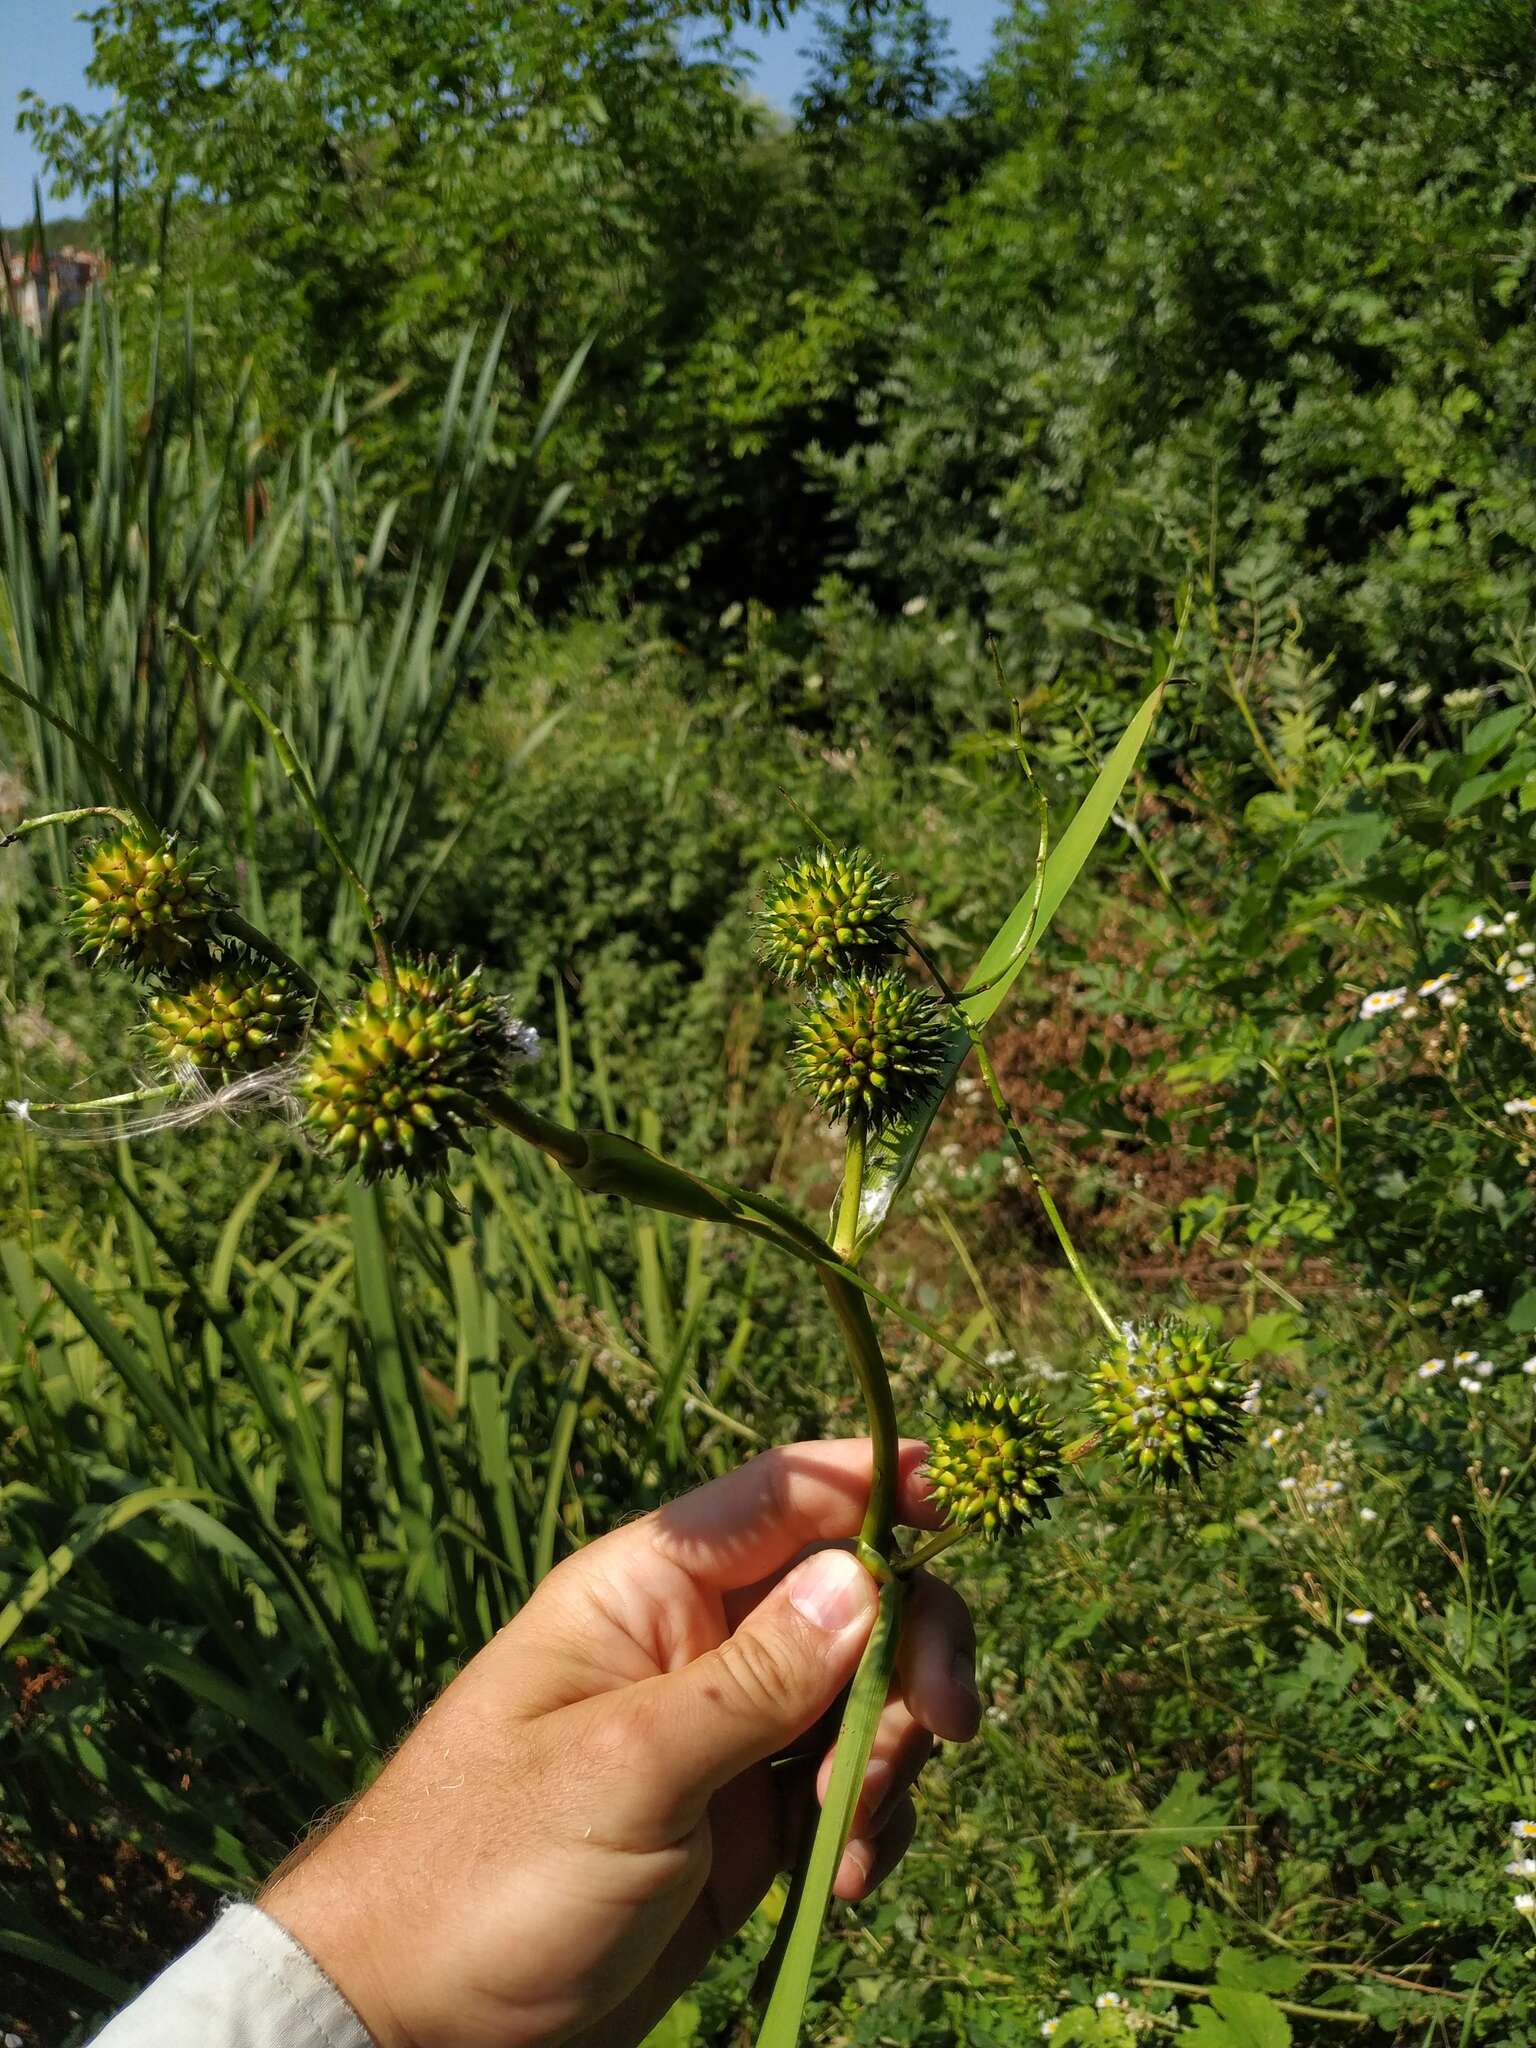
left=756, top=1575, right=908, bottom=2046
left=854, top=680, right=1165, bottom=1252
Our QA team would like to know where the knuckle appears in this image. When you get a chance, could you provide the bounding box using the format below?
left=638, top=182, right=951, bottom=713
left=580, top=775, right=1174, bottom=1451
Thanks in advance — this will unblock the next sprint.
left=714, top=1625, right=794, bottom=1721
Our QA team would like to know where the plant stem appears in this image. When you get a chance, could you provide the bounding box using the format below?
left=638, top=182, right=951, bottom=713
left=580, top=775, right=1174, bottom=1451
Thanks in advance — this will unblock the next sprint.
left=898, top=1524, right=969, bottom=1575
left=215, top=908, right=330, bottom=1011
left=1, top=805, right=138, bottom=848
left=820, top=1268, right=898, bottom=1557
left=834, top=1116, right=866, bottom=1262
left=969, top=1034, right=1121, bottom=1343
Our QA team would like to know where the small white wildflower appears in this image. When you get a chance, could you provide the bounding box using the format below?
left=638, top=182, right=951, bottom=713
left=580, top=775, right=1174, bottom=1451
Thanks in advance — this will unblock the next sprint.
left=1345, top=1608, right=1374, bottom=1626
left=1095, top=1992, right=1126, bottom=2010
left=1517, top=1894, right=1536, bottom=1916
left=1523, top=1356, right=1536, bottom=1376
left=1279, top=1476, right=1298, bottom=1491
left=1465, top=1718, right=1477, bottom=1732
left=1519, top=942, right=1536, bottom=958
left=1437, top=987, right=1460, bottom=1008
left=1509, top=1858, right=1536, bottom=1877
left=1507, top=969, right=1534, bottom=994
left=901, top=595, right=929, bottom=617
left=1241, top=1378, right=1263, bottom=1415
left=1262, top=1427, right=1286, bottom=1450
left=1360, top=986, right=1409, bottom=1019
left=1459, top=1377, right=1484, bottom=1394
left=1451, top=1290, right=1485, bottom=1308
left=1359, top=1506, right=1379, bottom=1523
left=1510, top=1819, right=1536, bottom=1839
left=1454, top=1350, right=1481, bottom=1368
left=1465, top=914, right=1490, bottom=939
left=1418, top=1358, right=1447, bottom=1379
left=1040, top=2026, right=1059, bottom=2041
left=1418, top=971, right=1459, bottom=998
left=985, top=1348, right=1018, bottom=1368
left=1444, top=687, right=1487, bottom=719
left=1476, top=1359, right=1496, bottom=1378
left=1503, top=1098, right=1536, bottom=1116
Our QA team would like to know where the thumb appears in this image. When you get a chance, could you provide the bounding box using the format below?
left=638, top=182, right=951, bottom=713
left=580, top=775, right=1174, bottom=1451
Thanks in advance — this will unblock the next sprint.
left=635, top=1547, right=879, bottom=1828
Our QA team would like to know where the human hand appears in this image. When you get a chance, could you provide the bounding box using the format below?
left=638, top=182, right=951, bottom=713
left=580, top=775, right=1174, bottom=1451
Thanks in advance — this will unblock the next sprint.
left=262, top=1438, right=978, bottom=2048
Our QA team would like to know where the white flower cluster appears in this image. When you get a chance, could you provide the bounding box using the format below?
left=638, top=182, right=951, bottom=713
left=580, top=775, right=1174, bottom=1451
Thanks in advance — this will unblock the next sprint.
left=1510, top=1823, right=1536, bottom=1923
left=1356, top=912, right=1536, bottom=1027
left=1418, top=1341, right=1500, bottom=1397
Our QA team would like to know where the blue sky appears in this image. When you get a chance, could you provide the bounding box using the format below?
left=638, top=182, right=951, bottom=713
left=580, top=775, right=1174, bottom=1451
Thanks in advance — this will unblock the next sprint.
left=2, top=1, right=1010, bottom=222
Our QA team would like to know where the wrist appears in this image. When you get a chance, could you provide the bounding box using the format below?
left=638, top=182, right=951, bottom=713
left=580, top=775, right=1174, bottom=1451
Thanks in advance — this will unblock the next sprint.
left=262, top=1871, right=416, bottom=2048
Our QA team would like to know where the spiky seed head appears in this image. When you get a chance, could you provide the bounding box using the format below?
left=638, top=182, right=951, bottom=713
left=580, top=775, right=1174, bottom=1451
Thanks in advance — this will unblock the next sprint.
left=1090, top=1318, right=1249, bottom=1486
left=926, top=1387, right=1063, bottom=1539
left=789, top=972, right=947, bottom=1132
left=756, top=846, right=907, bottom=984
left=143, top=957, right=311, bottom=1080
left=69, top=834, right=214, bottom=978
left=300, top=957, right=531, bottom=1185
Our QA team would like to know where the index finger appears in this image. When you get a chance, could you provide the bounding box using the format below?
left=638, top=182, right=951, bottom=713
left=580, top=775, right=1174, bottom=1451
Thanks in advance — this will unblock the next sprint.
left=637, top=1437, right=943, bottom=1593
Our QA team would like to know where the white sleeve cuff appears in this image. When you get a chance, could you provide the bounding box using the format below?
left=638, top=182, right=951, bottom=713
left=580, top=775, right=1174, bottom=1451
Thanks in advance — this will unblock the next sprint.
left=90, top=1901, right=373, bottom=2048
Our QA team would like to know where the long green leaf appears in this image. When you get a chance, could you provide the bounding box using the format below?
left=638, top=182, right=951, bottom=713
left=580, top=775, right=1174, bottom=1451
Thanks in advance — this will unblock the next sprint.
left=854, top=680, right=1165, bottom=1252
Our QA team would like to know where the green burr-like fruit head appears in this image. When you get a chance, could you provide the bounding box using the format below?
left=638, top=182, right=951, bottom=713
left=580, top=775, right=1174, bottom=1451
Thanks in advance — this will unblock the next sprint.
left=143, top=957, right=311, bottom=1079
left=1090, top=1318, right=1248, bottom=1486
left=756, top=845, right=907, bottom=984
left=926, top=1387, right=1064, bottom=1539
left=70, top=834, right=214, bottom=978
left=789, top=972, right=947, bottom=1132
left=300, top=957, right=529, bottom=1185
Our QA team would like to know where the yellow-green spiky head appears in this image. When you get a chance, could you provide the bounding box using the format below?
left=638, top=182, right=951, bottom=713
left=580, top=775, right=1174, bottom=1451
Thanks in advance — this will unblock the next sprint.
left=143, top=957, right=311, bottom=1079
left=69, top=834, right=214, bottom=978
left=300, top=957, right=533, bottom=1184
left=1090, top=1318, right=1248, bottom=1486
left=756, top=846, right=907, bottom=984
left=789, top=972, right=947, bottom=1132
left=926, top=1388, right=1063, bottom=1539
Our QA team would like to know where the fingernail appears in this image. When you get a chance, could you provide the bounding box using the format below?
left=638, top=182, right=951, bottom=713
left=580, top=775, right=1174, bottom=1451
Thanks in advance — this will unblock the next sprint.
left=951, top=1646, right=979, bottom=1705
left=788, top=1548, right=874, bottom=1633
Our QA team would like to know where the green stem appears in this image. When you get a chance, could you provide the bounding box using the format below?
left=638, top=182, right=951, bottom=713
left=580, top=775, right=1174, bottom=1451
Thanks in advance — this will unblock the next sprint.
left=897, top=1524, right=969, bottom=1575
left=820, top=1267, right=899, bottom=1557
left=0, top=667, right=158, bottom=838
left=834, top=1116, right=866, bottom=1262
left=969, top=1034, right=1121, bottom=1343
left=215, top=908, right=330, bottom=1012
left=756, top=1576, right=908, bottom=2048
left=1, top=806, right=138, bottom=848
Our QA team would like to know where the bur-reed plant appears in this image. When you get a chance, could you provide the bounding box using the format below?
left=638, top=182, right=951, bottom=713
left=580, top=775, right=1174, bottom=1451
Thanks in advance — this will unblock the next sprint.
left=3, top=618, right=1255, bottom=2042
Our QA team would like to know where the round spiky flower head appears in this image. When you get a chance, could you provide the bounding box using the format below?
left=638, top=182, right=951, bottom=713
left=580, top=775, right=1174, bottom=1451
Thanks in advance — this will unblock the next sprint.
left=756, top=845, right=907, bottom=984
left=789, top=972, right=947, bottom=1132
left=69, top=833, right=214, bottom=978
left=1091, top=1318, right=1248, bottom=1486
left=300, top=957, right=535, bottom=1185
left=926, top=1388, right=1063, bottom=1539
left=142, top=956, right=311, bottom=1080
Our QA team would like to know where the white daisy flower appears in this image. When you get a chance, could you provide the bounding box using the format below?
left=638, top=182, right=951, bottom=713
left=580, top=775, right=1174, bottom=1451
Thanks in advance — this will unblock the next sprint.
left=1454, top=1351, right=1481, bottom=1368
left=1507, top=1859, right=1536, bottom=1878
left=1507, top=969, right=1534, bottom=994
left=1503, top=1098, right=1536, bottom=1116
left=1359, top=1507, right=1379, bottom=1523
left=1510, top=1819, right=1536, bottom=1838
left=1517, top=1894, right=1536, bottom=1916
left=1418, top=1358, right=1447, bottom=1379
left=1418, top=971, right=1459, bottom=998
left=1095, top=1993, right=1126, bottom=2010
left=1040, top=2025, right=1059, bottom=2040
left=1523, top=1356, right=1536, bottom=1376
left=1262, top=1427, right=1286, bottom=1450
left=1345, top=1608, right=1374, bottom=1626
left=1451, top=1290, right=1485, bottom=1308
left=1519, top=942, right=1536, bottom=958
left=901, top=595, right=929, bottom=617
left=1459, top=1377, right=1484, bottom=1394
left=1437, top=987, right=1460, bottom=1008
left=1279, top=1476, right=1298, bottom=1491
left=1465, top=914, right=1490, bottom=939
left=1359, top=987, right=1409, bottom=1019
left=1476, top=1359, right=1496, bottom=1378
